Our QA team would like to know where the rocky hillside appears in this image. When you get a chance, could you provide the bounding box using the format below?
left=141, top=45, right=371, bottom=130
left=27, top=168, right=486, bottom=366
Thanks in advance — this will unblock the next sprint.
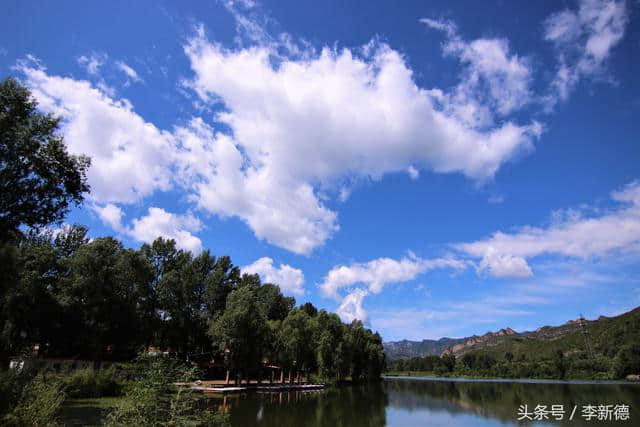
left=385, top=307, right=640, bottom=360
left=384, top=329, right=518, bottom=360
left=384, top=337, right=466, bottom=360
left=442, top=328, right=517, bottom=356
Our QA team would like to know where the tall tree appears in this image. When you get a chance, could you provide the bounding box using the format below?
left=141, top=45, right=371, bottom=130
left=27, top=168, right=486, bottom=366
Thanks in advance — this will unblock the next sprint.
left=257, top=283, right=295, bottom=321
left=316, top=310, right=345, bottom=381
left=203, top=255, right=240, bottom=317
left=208, top=286, right=269, bottom=383
left=0, top=77, right=90, bottom=241
left=60, top=237, right=142, bottom=359
left=280, top=308, right=317, bottom=381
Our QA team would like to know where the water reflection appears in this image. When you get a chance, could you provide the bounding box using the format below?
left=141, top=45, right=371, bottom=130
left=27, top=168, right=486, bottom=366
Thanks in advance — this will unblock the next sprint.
left=225, top=384, right=387, bottom=427
left=385, top=378, right=640, bottom=426
left=218, top=378, right=639, bottom=426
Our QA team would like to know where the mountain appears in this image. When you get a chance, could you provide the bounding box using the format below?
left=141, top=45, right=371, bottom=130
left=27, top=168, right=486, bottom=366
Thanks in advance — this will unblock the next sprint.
left=384, top=337, right=466, bottom=360
left=384, top=306, right=640, bottom=361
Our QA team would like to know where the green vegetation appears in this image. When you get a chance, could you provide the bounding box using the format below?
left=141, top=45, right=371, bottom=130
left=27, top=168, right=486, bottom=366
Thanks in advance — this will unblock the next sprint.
left=59, top=367, right=124, bottom=398
left=0, top=77, right=90, bottom=242
left=386, top=307, right=640, bottom=380
left=0, top=369, right=66, bottom=426
left=105, top=354, right=228, bottom=426
left=0, top=77, right=385, bottom=424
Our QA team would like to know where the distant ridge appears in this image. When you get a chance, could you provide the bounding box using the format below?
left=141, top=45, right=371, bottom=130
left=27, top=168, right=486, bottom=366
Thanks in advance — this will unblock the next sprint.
left=383, top=337, right=466, bottom=360
left=383, top=307, right=640, bottom=360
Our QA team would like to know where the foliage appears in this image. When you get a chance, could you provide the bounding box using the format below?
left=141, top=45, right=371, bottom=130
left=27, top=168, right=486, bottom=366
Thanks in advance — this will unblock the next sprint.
left=1, top=229, right=386, bottom=384
left=613, top=343, right=640, bottom=378
left=0, top=77, right=90, bottom=242
left=105, top=354, right=228, bottom=426
left=1, top=371, right=66, bottom=426
left=387, top=307, right=640, bottom=380
left=208, top=285, right=270, bottom=380
left=60, top=367, right=124, bottom=398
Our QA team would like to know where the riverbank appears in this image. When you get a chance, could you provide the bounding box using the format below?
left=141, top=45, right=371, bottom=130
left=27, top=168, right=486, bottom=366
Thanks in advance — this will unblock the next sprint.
left=383, top=372, right=640, bottom=384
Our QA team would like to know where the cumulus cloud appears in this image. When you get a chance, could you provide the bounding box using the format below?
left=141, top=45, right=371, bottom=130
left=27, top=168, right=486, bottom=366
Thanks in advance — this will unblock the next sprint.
left=320, top=254, right=468, bottom=322
left=19, top=12, right=542, bottom=255
left=242, top=257, right=304, bottom=296
left=20, top=65, right=175, bottom=204
left=457, top=181, right=640, bottom=278
left=423, top=18, right=533, bottom=120
left=321, top=254, right=468, bottom=299
left=336, top=288, right=368, bottom=323
left=543, top=0, right=628, bottom=107
left=93, top=204, right=203, bottom=253
left=183, top=26, right=541, bottom=253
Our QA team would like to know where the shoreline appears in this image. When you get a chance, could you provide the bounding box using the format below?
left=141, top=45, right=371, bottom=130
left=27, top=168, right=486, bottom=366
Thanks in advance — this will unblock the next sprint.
left=383, top=374, right=640, bottom=385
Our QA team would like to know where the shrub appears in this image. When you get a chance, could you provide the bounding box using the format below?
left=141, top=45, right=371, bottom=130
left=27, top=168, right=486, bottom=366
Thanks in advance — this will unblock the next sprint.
left=105, top=354, right=228, bottom=426
left=62, top=367, right=124, bottom=398
left=2, top=373, right=66, bottom=426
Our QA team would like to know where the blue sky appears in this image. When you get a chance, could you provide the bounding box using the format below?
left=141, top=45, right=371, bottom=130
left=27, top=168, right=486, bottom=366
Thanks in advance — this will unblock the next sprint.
left=2, top=0, right=639, bottom=341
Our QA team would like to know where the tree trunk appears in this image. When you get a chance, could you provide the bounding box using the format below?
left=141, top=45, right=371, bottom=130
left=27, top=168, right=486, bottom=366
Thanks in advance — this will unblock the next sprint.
left=225, top=369, right=230, bottom=385
left=288, top=370, right=292, bottom=384
left=280, top=370, right=284, bottom=384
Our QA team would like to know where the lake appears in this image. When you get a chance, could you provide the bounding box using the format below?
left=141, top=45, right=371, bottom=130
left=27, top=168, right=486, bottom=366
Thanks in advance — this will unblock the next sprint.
left=220, top=377, right=640, bottom=426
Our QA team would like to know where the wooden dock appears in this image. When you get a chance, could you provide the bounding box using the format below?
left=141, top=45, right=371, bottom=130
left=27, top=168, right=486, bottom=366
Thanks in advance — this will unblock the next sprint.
left=190, top=383, right=325, bottom=394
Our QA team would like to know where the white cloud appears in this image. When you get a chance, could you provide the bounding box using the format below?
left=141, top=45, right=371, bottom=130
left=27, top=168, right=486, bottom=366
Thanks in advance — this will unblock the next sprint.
left=242, top=257, right=304, bottom=296
left=19, top=14, right=542, bottom=256
left=477, top=248, right=533, bottom=278
left=183, top=26, right=541, bottom=254
left=336, top=288, right=368, bottom=323
left=128, top=207, right=202, bottom=253
left=407, top=166, right=420, bottom=180
left=320, top=254, right=468, bottom=300
left=116, top=61, right=142, bottom=83
left=543, top=0, right=628, bottom=107
left=77, top=52, right=107, bottom=75
left=93, top=203, right=125, bottom=231
left=423, top=18, right=533, bottom=120
left=93, top=204, right=203, bottom=253
left=457, top=181, right=640, bottom=278
left=20, top=65, right=175, bottom=204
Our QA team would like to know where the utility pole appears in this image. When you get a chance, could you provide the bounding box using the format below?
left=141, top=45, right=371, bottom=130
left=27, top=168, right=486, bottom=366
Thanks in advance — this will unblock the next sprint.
left=578, top=314, right=595, bottom=359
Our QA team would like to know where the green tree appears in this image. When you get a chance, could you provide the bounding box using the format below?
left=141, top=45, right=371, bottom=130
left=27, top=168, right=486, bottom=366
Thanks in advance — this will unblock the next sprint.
left=316, top=310, right=345, bottom=381
left=0, top=77, right=90, bottom=242
left=208, top=286, right=269, bottom=383
left=613, top=343, right=640, bottom=378
left=301, top=302, right=318, bottom=317
left=2, top=232, right=61, bottom=357
left=280, top=308, right=317, bottom=382
left=257, top=283, right=295, bottom=321
left=203, top=255, right=240, bottom=317
left=60, top=237, right=143, bottom=359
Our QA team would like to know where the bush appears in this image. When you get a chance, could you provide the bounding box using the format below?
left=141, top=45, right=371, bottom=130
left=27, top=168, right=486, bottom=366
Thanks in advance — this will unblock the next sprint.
left=2, top=373, right=66, bottom=426
left=62, top=367, right=124, bottom=398
left=613, top=343, right=640, bottom=378
left=105, top=354, right=228, bottom=426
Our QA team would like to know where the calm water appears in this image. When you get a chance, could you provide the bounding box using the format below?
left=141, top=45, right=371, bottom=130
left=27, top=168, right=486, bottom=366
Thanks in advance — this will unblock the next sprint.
left=217, top=377, right=640, bottom=426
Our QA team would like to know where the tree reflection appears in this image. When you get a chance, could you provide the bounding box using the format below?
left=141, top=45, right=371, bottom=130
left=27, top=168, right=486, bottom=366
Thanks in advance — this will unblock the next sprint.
left=225, top=384, right=388, bottom=427
left=384, top=378, right=640, bottom=425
